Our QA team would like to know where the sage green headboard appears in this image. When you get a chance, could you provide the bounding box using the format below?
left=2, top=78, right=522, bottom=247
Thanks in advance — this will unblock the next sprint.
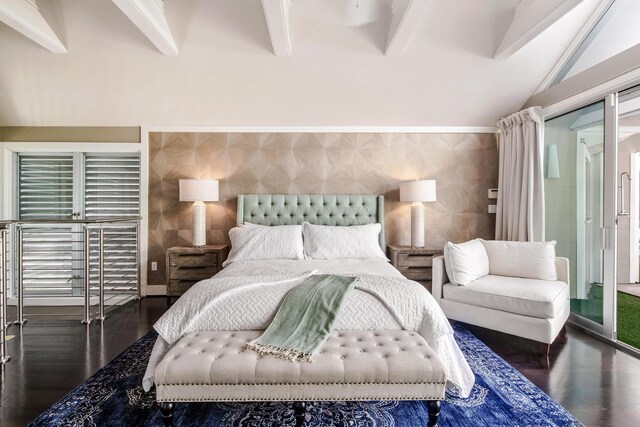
left=237, top=194, right=385, bottom=250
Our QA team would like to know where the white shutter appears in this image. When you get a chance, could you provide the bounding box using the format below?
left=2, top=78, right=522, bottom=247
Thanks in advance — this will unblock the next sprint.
left=18, top=155, right=74, bottom=219
left=84, top=154, right=140, bottom=219
left=18, top=155, right=76, bottom=296
left=15, top=153, right=140, bottom=299
left=85, top=154, right=140, bottom=296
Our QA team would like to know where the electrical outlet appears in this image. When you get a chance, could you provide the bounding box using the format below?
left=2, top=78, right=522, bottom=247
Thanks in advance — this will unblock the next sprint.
left=488, top=205, right=497, bottom=214
left=151, top=261, right=158, bottom=271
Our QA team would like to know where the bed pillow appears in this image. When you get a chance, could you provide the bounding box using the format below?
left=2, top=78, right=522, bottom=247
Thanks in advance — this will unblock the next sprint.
left=480, top=239, right=557, bottom=281
left=223, top=224, right=304, bottom=267
left=302, top=222, right=387, bottom=260
left=444, top=239, right=490, bottom=286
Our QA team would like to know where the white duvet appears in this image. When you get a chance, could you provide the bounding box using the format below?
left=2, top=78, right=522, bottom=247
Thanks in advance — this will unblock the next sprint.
left=144, top=259, right=474, bottom=397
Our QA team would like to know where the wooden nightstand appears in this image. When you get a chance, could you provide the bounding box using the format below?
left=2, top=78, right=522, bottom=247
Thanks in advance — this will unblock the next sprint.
left=165, top=245, right=228, bottom=304
left=388, top=245, right=443, bottom=291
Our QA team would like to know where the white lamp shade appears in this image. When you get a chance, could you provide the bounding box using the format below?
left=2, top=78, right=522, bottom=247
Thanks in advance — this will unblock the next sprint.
left=399, top=180, right=437, bottom=202
left=179, top=179, right=219, bottom=202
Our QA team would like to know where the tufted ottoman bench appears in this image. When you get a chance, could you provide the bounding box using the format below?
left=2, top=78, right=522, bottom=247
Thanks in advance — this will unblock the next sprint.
left=154, top=330, right=446, bottom=427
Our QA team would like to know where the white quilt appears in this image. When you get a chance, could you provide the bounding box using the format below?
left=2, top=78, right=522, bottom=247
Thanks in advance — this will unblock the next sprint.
left=144, top=259, right=474, bottom=397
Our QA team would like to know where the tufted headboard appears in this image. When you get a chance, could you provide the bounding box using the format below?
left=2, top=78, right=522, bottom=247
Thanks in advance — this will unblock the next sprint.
left=237, top=194, right=385, bottom=250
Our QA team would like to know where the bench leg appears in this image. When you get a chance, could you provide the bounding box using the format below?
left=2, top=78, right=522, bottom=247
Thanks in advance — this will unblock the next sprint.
left=160, top=402, right=175, bottom=427
left=427, top=400, right=440, bottom=427
left=293, top=401, right=306, bottom=427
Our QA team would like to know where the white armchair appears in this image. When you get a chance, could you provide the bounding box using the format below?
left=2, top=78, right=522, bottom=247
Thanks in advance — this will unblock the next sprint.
left=432, top=240, right=570, bottom=346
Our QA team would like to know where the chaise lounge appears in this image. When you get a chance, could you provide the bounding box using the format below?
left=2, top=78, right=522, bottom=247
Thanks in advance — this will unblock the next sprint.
left=432, top=239, right=570, bottom=350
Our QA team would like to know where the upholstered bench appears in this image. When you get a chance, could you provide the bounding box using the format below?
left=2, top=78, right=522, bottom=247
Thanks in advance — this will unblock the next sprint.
left=155, top=330, right=447, bottom=426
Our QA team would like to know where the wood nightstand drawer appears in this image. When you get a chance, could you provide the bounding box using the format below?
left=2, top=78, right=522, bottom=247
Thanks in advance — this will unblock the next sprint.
left=169, top=252, right=218, bottom=268
left=398, top=267, right=433, bottom=281
left=397, top=253, right=433, bottom=267
left=168, top=265, right=218, bottom=280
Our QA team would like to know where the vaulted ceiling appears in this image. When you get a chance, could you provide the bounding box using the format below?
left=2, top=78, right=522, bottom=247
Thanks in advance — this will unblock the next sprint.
left=0, top=0, right=605, bottom=127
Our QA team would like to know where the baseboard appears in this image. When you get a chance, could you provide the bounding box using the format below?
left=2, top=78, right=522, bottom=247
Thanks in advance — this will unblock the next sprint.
left=146, top=285, right=166, bottom=296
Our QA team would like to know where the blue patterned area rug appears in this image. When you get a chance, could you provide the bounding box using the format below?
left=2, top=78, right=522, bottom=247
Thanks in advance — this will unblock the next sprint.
left=29, top=324, right=582, bottom=427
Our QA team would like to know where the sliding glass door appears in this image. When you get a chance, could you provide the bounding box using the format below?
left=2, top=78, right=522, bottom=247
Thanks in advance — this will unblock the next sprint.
left=616, top=85, right=640, bottom=350
left=544, top=96, right=618, bottom=339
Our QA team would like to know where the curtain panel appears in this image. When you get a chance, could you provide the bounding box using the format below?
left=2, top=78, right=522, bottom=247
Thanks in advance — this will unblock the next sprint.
left=495, top=107, right=545, bottom=242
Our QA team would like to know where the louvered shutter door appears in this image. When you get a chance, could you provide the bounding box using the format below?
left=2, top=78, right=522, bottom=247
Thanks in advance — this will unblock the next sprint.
left=84, top=154, right=140, bottom=296
left=19, top=155, right=74, bottom=219
left=18, top=155, right=75, bottom=296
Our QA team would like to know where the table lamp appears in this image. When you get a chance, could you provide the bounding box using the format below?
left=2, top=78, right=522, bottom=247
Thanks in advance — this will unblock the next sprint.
left=179, top=179, right=219, bottom=247
left=399, top=179, right=437, bottom=248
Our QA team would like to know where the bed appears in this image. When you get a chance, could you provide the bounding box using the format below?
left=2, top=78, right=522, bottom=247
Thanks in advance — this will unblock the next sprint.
left=144, top=194, right=474, bottom=424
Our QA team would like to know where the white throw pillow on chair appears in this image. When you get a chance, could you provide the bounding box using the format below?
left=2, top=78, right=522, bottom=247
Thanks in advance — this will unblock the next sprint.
left=444, top=239, right=490, bottom=286
left=480, top=240, right=557, bottom=281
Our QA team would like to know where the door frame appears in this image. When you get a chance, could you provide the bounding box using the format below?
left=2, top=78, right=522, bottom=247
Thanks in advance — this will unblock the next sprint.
left=602, top=93, right=619, bottom=341
left=0, top=142, right=149, bottom=299
left=576, top=134, right=597, bottom=300
left=630, top=153, right=640, bottom=284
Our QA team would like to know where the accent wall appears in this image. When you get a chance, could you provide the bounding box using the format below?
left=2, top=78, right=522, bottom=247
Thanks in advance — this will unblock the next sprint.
left=147, top=132, right=498, bottom=287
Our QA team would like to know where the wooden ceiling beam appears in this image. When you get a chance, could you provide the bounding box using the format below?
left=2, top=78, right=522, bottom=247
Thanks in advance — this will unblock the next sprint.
left=0, top=0, right=66, bottom=53
left=112, top=0, right=178, bottom=56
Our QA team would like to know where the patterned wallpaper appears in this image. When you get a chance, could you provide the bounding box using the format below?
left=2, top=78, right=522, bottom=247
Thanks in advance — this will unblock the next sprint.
left=148, top=132, right=498, bottom=286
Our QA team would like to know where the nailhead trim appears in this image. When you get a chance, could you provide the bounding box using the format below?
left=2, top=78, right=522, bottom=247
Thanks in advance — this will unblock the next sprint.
left=158, top=381, right=446, bottom=386
left=158, top=396, right=444, bottom=402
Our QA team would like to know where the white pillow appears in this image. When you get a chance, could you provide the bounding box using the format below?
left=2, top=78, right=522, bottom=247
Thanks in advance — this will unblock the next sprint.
left=480, top=240, right=557, bottom=281
left=223, top=224, right=304, bottom=267
left=302, top=222, right=387, bottom=260
left=444, top=239, right=490, bottom=286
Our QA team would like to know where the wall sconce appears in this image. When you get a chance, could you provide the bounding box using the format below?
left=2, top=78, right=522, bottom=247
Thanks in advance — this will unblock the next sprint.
left=546, top=145, right=560, bottom=179
left=399, top=179, right=437, bottom=248
left=179, top=179, right=219, bottom=247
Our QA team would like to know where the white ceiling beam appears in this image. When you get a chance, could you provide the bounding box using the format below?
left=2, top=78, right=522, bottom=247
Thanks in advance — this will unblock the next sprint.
left=495, top=0, right=585, bottom=59
left=112, top=0, right=178, bottom=56
left=260, top=0, right=291, bottom=56
left=0, top=0, right=66, bottom=53
left=385, top=0, right=428, bottom=56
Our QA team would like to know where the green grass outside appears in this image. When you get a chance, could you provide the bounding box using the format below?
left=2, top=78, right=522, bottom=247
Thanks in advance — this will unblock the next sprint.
left=617, top=292, right=640, bottom=350
left=569, top=284, right=640, bottom=349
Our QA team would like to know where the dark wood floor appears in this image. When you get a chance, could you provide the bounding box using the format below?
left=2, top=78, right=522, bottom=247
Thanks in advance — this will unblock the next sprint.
left=0, top=299, right=166, bottom=427
left=2, top=298, right=640, bottom=427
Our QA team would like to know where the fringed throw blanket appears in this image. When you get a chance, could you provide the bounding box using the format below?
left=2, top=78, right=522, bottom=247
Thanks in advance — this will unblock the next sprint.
left=245, top=274, right=359, bottom=362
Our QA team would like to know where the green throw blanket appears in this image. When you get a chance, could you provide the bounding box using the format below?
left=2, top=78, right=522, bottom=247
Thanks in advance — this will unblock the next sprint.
left=246, top=274, right=359, bottom=362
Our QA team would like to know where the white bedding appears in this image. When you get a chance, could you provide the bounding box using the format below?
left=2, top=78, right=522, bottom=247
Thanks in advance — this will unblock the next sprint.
left=144, top=258, right=474, bottom=397
left=218, top=258, right=404, bottom=278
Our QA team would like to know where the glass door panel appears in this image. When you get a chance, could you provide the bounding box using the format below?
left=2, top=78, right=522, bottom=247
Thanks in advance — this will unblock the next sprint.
left=545, top=101, right=606, bottom=326
left=616, top=85, right=640, bottom=349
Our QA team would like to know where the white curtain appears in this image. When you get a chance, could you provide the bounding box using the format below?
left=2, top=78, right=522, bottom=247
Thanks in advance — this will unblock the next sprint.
left=495, top=106, right=545, bottom=242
